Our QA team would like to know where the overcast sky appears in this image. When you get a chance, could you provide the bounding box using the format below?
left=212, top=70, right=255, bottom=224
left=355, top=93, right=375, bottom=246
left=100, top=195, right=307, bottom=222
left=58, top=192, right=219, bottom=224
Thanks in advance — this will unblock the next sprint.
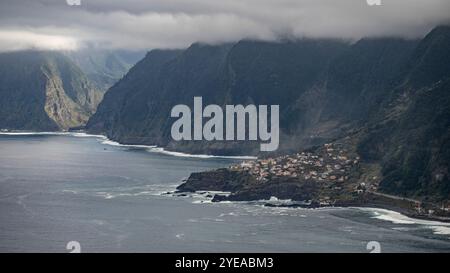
left=0, top=0, right=449, bottom=52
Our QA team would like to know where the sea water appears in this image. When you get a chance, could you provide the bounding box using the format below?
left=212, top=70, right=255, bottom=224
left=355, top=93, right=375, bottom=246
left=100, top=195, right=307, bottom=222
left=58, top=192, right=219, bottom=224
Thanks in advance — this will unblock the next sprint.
left=0, top=133, right=449, bottom=252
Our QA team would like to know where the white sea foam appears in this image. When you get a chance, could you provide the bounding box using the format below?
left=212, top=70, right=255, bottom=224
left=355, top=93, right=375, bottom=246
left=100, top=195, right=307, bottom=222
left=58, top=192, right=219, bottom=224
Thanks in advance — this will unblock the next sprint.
left=186, top=190, right=232, bottom=204
left=357, top=207, right=450, bottom=236
left=97, top=135, right=256, bottom=159
left=145, top=147, right=257, bottom=160
left=61, top=190, right=80, bottom=195
left=100, top=139, right=156, bottom=149
left=94, top=183, right=180, bottom=200
left=430, top=226, right=450, bottom=235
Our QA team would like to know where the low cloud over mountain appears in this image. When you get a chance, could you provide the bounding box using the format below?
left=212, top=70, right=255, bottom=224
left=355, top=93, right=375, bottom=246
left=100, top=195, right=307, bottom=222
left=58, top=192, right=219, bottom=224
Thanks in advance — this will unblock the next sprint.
left=0, top=0, right=449, bottom=52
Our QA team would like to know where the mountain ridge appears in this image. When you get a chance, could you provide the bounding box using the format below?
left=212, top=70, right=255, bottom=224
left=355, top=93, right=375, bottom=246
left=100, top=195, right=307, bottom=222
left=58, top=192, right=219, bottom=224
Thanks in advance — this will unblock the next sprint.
left=0, top=50, right=105, bottom=130
left=87, top=26, right=450, bottom=201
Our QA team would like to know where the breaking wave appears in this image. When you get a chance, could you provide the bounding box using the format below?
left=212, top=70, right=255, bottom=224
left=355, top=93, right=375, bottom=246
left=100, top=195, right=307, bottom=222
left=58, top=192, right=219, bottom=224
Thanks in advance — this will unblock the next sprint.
left=357, top=207, right=450, bottom=237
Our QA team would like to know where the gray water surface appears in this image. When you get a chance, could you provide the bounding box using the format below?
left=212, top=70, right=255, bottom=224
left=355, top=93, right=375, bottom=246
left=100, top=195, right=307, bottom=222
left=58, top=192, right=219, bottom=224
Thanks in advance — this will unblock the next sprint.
left=1, top=134, right=450, bottom=252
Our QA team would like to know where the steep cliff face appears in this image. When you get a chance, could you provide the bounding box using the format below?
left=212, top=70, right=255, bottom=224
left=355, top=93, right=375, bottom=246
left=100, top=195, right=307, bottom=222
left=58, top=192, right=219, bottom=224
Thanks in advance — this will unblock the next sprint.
left=280, top=38, right=419, bottom=150
left=87, top=40, right=350, bottom=154
left=0, top=51, right=104, bottom=130
left=357, top=26, right=450, bottom=201
left=86, top=37, right=419, bottom=155
left=86, top=48, right=183, bottom=142
left=87, top=26, right=450, bottom=201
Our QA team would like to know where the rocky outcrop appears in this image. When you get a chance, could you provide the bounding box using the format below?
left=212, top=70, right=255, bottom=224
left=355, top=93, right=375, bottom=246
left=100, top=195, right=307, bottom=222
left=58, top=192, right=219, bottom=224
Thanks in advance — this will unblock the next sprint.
left=177, top=168, right=256, bottom=193
left=177, top=139, right=450, bottom=221
left=177, top=138, right=360, bottom=203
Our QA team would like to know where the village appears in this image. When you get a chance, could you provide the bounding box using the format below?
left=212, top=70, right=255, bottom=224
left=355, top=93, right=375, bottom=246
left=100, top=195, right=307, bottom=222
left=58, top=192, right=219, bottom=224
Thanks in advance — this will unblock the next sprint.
left=229, top=142, right=378, bottom=198
left=227, top=142, right=450, bottom=217
left=179, top=139, right=450, bottom=220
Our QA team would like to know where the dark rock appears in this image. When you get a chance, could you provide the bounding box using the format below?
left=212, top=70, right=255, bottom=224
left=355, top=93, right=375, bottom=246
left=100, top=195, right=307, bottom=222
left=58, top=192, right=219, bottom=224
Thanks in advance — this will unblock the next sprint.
left=177, top=168, right=256, bottom=193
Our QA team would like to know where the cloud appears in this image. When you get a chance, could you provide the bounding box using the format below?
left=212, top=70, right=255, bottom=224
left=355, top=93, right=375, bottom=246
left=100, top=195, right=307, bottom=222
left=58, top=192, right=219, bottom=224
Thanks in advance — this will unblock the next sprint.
left=0, top=0, right=449, bottom=52
left=0, top=29, right=79, bottom=52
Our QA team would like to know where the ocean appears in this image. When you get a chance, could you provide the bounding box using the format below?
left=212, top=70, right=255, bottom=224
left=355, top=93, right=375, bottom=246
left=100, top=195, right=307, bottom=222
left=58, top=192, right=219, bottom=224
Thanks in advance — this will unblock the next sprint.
left=0, top=133, right=449, bottom=252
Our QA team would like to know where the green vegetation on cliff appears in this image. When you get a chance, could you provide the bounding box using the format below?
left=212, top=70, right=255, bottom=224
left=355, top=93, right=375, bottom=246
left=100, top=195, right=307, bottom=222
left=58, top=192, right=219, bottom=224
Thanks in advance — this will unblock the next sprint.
left=0, top=51, right=105, bottom=130
left=89, top=26, right=450, bottom=202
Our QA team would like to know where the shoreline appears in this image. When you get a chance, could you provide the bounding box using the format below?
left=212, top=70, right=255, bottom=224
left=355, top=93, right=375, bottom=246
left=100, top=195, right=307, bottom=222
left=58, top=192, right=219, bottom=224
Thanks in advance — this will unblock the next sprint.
left=3, top=130, right=449, bottom=224
left=0, top=130, right=257, bottom=160
left=183, top=190, right=450, bottom=225
left=176, top=168, right=450, bottom=224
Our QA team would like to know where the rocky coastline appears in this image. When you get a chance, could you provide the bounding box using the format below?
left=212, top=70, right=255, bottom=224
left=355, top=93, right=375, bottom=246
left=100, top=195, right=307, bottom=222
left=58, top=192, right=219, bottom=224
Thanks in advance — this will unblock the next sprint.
left=177, top=141, right=450, bottom=223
